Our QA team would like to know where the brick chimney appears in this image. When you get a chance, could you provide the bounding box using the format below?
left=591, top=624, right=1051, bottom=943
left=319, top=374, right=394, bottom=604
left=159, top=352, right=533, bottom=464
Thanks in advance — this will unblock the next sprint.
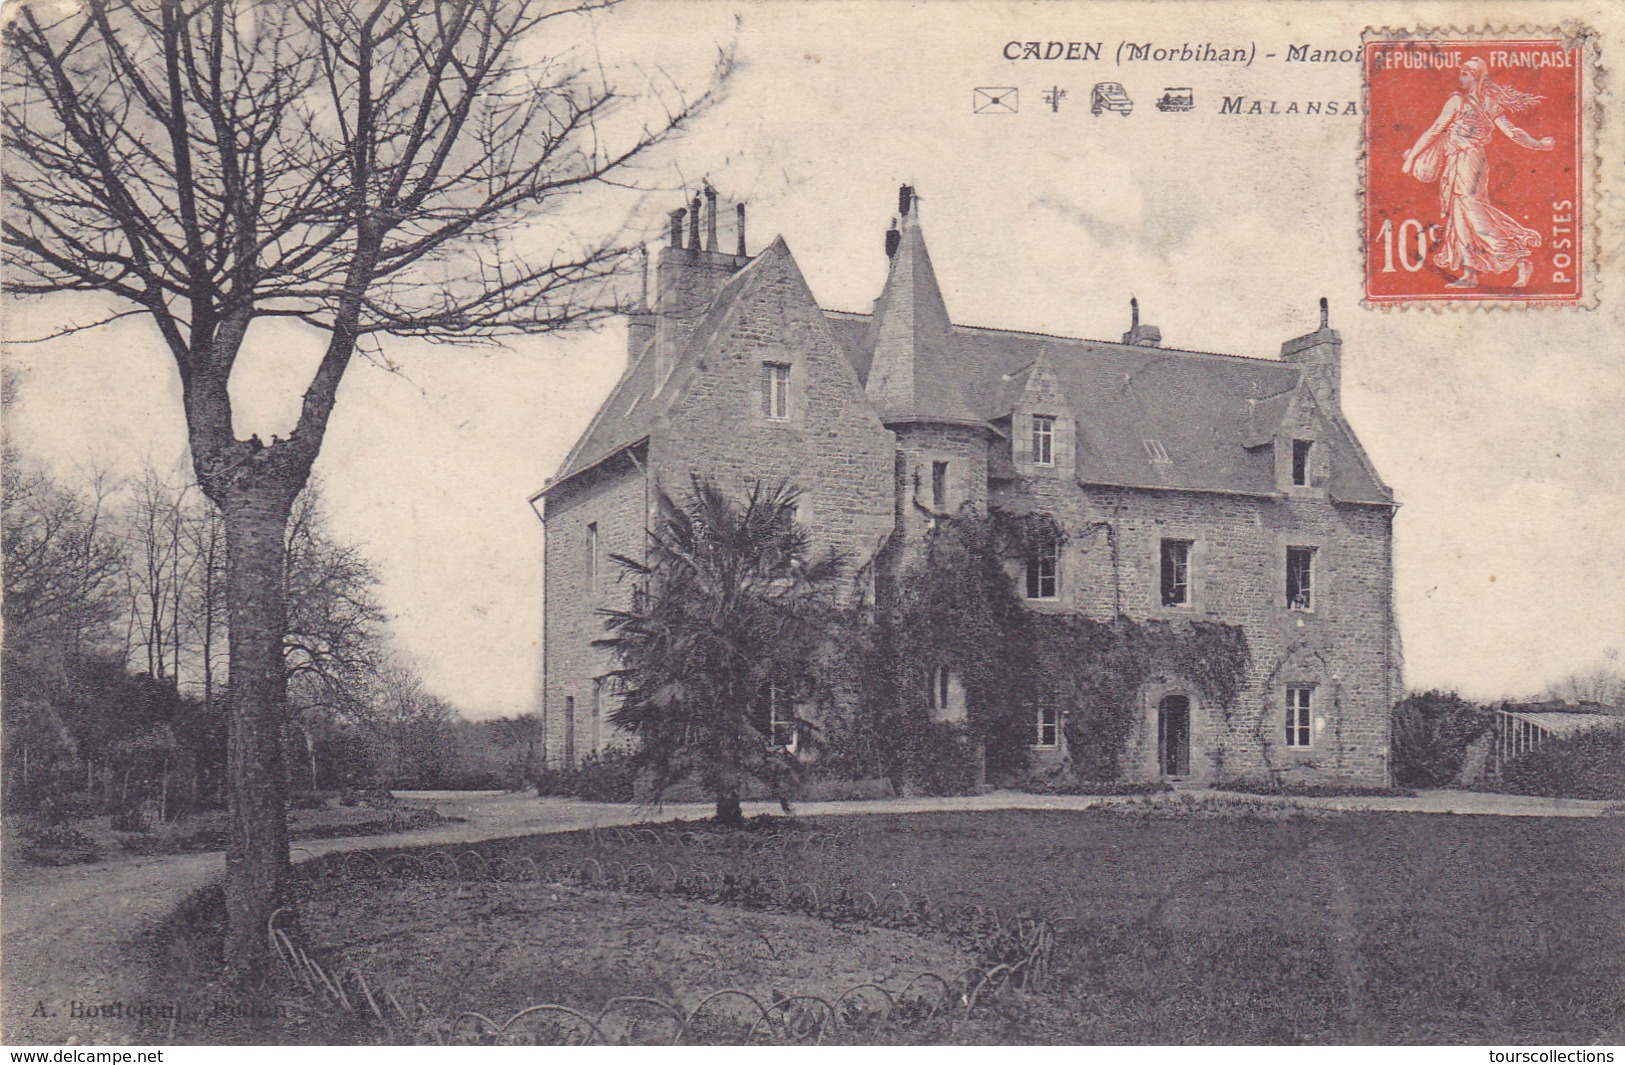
left=1280, top=297, right=1341, bottom=405
left=649, top=188, right=753, bottom=393
left=1121, top=297, right=1161, bottom=347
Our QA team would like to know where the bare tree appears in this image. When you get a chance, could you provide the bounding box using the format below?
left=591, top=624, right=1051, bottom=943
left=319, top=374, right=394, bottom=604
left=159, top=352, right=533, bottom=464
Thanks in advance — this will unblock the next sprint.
left=2, top=453, right=127, bottom=657
left=120, top=469, right=199, bottom=682
left=283, top=483, right=387, bottom=788
left=4, top=0, right=725, bottom=977
left=1543, top=662, right=1625, bottom=708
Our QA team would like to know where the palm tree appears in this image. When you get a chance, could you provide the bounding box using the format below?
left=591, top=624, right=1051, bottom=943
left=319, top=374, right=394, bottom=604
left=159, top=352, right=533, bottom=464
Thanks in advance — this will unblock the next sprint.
left=599, top=478, right=844, bottom=823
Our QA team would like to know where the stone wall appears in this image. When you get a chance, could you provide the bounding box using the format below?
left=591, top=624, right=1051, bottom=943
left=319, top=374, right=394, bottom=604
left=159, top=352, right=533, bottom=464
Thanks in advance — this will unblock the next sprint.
left=650, top=243, right=897, bottom=595
left=993, top=464, right=1396, bottom=785
left=540, top=452, right=647, bottom=765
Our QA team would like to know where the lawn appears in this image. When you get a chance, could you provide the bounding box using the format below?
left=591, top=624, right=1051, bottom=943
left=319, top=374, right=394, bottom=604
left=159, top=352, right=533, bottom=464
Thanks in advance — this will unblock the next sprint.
left=223, top=805, right=1625, bottom=1043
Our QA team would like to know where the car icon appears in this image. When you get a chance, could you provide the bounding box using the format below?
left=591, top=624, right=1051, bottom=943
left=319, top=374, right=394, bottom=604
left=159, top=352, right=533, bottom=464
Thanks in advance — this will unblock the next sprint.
left=1092, top=82, right=1133, bottom=116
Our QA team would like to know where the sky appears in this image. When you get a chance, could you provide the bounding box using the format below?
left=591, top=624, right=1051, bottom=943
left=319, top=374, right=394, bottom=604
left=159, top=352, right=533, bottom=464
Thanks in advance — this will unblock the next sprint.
left=5, top=0, right=1622, bottom=717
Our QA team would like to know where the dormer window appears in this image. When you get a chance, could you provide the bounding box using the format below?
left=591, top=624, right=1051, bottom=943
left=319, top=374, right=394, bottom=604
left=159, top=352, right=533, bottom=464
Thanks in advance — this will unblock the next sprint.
left=1292, top=439, right=1313, bottom=487
left=1031, top=415, right=1055, bottom=466
left=762, top=362, right=790, bottom=420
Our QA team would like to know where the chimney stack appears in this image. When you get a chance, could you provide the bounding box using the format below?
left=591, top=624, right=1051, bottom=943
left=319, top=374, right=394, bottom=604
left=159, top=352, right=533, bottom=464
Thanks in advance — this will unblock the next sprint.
left=885, top=218, right=901, bottom=258
left=704, top=183, right=719, bottom=252
left=899, top=184, right=915, bottom=219
left=651, top=185, right=752, bottom=396
left=1281, top=298, right=1342, bottom=405
left=1122, top=296, right=1162, bottom=347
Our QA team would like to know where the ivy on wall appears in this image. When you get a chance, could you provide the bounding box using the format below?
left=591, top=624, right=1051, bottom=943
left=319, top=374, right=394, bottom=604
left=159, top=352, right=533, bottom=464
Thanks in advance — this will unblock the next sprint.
left=820, top=508, right=1251, bottom=786
left=1034, top=614, right=1251, bottom=779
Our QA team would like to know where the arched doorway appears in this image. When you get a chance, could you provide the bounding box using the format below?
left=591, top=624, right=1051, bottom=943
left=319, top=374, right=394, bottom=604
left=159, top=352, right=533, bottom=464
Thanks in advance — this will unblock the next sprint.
left=1158, top=694, right=1191, bottom=777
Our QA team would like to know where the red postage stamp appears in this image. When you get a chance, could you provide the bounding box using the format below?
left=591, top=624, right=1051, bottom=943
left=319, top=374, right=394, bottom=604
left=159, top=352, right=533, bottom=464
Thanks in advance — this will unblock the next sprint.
left=1362, top=30, right=1593, bottom=305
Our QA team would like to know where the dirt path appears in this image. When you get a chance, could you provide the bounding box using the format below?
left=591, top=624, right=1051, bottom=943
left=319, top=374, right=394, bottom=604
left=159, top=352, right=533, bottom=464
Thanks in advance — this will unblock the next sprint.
left=3, top=787, right=1616, bottom=1044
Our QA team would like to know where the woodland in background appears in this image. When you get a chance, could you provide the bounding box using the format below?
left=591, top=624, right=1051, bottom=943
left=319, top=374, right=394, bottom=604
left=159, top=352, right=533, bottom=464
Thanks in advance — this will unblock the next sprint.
left=2, top=444, right=542, bottom=829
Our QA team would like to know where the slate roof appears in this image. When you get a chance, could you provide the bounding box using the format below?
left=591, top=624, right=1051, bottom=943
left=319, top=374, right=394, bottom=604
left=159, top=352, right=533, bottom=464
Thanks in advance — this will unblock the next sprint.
left=824, top=315, right=1390, bottom=504
left=549, top=326, right=659, bottom=487
left=547, top=237, right=1392, bottom=507
left=862, top=209, right=982, bottom=426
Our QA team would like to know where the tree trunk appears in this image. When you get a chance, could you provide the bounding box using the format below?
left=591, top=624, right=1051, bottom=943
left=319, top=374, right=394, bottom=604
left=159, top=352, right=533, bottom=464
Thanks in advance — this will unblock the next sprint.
left=220, top=489, right=296, bottom=984
left=715, top=786, right=743, bottom=825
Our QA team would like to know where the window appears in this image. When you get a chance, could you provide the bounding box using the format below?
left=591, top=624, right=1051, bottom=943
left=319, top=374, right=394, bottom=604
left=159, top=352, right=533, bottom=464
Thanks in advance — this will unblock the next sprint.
left=1026, top=540, right=1058, bottom=599
left=762, top=362, right=790, bottom=420
left=1287, top=547, right=1315, bottom=611
left=931, top=461, right=948, bottom=511
left=590, top=679, right=603, bottom=753
left=585, top=522, right=598, bottom=594
left=1035, top=704, right=1060, bottom=748
left=1160, top=539, right=1191, bottom=607
left=1031, top=415, right=1055, bottom=466
left=762, top=684, right=796, bottom=750
left=1292, top=439, right=1313, bottom=487
left=1285, top=686, right=1313, bottom=748
left=563, top=695, right=576, bottom=766
left=930, top=667, right=965, bottom=722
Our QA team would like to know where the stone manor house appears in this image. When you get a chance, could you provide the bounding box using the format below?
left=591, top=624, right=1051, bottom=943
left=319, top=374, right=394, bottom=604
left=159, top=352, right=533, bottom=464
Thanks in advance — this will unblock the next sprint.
left=534, top=186, right=1400, bottom=786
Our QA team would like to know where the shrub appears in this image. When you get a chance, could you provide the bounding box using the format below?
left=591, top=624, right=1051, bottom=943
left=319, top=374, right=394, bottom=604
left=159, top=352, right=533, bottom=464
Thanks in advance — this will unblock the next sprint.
left=1216, top=780, right=1415, bottom=798
left=534, top=748, right=638, bottom=803
left=23, top=822, right=100, bottom=865
left=902, top=723, right=982, bottom=797
left=1488, top=724, right=1625, bottom=800
left=1013, top=776, right=1172, bottom=796
left=796, top=776, right=895, bottom=802
left=1390, top=691, right=1493, bottom=787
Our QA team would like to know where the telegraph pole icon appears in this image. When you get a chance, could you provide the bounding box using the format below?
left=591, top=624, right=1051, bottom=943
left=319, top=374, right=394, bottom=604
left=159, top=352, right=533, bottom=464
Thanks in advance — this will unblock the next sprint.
left=1042, top=85, right=1068, bottom=112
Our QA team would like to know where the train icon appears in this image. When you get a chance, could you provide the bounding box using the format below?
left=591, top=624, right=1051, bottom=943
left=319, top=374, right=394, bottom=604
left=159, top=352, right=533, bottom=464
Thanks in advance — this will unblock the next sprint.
left=1156, top=87, right=1195, bottom=112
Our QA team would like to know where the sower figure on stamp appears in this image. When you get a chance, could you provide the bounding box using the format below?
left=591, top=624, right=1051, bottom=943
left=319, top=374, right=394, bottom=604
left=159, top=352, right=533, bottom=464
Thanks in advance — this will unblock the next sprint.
left=1402, top=56, right=1555, bottom=288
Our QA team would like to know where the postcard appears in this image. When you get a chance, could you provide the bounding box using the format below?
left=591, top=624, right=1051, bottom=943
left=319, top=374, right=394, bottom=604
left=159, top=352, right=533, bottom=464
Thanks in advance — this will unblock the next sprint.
left=3, top=0, right=1620, bottom=1050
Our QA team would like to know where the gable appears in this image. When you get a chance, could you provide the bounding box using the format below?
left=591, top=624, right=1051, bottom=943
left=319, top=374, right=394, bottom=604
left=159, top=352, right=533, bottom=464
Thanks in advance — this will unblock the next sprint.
left=647, top=237, right=897, bottom=570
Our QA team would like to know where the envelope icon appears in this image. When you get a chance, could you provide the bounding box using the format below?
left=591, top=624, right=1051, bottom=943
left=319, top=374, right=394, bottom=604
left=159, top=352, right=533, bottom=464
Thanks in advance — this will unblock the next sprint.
left=973, top=87, right=1019, bottom=114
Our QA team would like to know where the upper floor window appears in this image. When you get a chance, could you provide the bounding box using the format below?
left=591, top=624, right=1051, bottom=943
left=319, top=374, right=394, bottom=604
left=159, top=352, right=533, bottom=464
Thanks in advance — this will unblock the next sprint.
left=1285, top=686, right=1313, bottom=748
left=1026, top=540, right=1059, bottom=600
left=1287, top=546, right=1315, bottom=611
left=585, top=522, right=599, bottom=594
left=1160, top=539, right=1192, bottom=607
left=1292, top=439, right=1314, bottom=487
left=1031, top=415, right=1055, bottom=466
left=762, top=362, right=790, bottom=420
left=931, top=461, right=948, bottom=511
